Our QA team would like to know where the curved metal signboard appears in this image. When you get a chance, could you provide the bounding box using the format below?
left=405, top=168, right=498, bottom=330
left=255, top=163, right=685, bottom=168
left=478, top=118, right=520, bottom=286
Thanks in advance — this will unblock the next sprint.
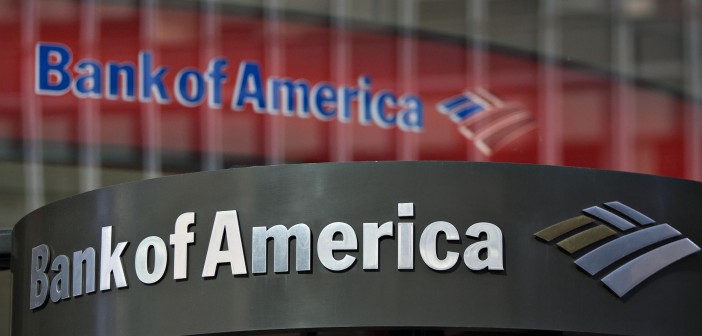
left=11, top=162, right=702, bottom=335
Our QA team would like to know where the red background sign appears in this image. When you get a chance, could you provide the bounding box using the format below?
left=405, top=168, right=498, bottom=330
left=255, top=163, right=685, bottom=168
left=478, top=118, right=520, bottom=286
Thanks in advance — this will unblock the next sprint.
left=0, top=0, right=698, bottom=180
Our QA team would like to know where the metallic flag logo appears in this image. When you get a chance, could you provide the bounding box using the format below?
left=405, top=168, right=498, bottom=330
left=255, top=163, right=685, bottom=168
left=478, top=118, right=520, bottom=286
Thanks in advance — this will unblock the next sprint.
left=534, top=201, right=700, bottom=297
left=436, top=88, right=535, bottom=156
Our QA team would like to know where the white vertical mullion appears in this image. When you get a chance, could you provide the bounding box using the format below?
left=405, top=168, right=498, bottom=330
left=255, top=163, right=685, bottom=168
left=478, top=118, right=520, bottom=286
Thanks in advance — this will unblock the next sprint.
left=396, top=0, right=418, bottom=161
left=468, top=0, right=488, bottom=162
left=21, top=0, right=43, bottom=212
left=538, top=0, right=563, bottom=165
left=78, top=0, right=101, bottom=191
left=201, top=0, right=223, bottom=171
left=330, top=0, right=352, bottom=162
left=141, top=0, right=162, bottom=178
left=611, top=1, right=636, bottom=172
left=264, top=0, right=285, bottom=165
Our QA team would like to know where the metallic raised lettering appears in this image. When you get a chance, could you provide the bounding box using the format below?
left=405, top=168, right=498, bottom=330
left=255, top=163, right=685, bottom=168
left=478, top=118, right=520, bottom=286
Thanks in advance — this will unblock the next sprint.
left=135, top=236, right=168, bottom=284
left=99, top=226, right=129, bottom=291
left=362, top=222, right=393, bottom=270
left=419, top=221, right=460, bottom=271
left=318, top=222, right=357, bottom=271
left=29, top=244, right=50, bottom=310
left=464, top=222, right=504, bottom=271
left=202, top=210, right=247, bottom=277
left=170, top=212, right=195, bottom=280
left=252, top=224, right=311, bottom=274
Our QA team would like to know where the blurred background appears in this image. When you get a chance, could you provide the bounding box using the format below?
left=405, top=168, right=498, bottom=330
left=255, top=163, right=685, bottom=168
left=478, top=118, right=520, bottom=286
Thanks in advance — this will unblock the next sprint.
left=0, top=0, right=701, bottom=334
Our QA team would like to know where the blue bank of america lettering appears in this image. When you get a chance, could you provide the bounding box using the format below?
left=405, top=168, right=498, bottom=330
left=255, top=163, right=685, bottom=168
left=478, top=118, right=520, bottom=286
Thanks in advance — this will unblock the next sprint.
left=28, top=202, right=504, bottom=310
left=34, top=42, right=424, bottom=132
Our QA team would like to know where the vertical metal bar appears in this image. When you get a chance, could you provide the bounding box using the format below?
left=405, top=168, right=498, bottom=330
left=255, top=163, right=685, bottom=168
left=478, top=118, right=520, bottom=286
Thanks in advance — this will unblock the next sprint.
left=470, top=0, right=488, bottom=91
left=371, top=0, right=383, bottom=22
left=611, top=1, right=636, bottom=172
left=201, top=0, right=223, bottom=171
left=21, top=0, right=43, bottom=212
left=141, top=0, right=161, bottom=178
left=397, top=0, right=418, bottom=161
left=538, top=0, right=562, bottom=165
left=264, top=0, right=284, bottom=165
left=331, top=0, right=352, bottom=162
left=685, top=0, right=702, bottom=181
left=78, top=0, right=101, bottom=191
left=468, top=0, right=488, bottom=162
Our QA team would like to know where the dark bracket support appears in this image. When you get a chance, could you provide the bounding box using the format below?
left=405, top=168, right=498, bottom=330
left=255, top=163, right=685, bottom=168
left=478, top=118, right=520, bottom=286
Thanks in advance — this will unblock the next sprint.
left=0, top=229, right=10, bottom=271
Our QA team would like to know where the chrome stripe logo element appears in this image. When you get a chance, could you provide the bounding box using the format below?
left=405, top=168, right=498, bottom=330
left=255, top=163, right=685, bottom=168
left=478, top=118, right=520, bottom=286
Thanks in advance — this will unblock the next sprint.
left=436, top=88, right=535, bottom=156
left=534, top=201, right=700, bottom=298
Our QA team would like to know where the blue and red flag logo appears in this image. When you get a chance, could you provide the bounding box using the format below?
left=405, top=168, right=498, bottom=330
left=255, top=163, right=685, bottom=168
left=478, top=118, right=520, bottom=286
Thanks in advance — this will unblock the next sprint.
left=436, top=88, right=535, bottom=156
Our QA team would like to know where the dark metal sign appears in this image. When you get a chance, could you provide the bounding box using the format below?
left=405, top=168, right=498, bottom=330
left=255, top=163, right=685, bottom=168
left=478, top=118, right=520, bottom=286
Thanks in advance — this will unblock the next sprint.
left=11, top=163, right=702, bottom=335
